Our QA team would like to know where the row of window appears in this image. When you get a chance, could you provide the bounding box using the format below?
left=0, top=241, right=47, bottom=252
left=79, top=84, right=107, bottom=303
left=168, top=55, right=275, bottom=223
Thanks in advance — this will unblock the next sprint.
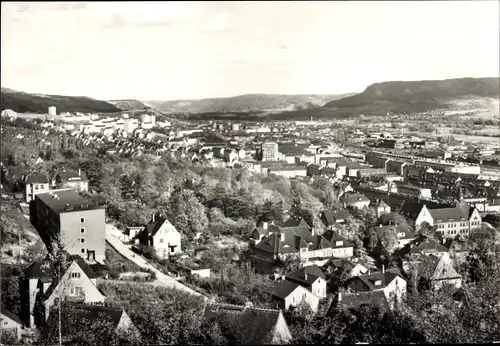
left=438, top=222, right=469, bottom=229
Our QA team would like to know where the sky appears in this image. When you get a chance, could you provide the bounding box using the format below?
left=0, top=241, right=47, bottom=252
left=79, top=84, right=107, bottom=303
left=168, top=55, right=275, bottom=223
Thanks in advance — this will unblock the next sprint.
left=1, top=1, right=499, bottom=101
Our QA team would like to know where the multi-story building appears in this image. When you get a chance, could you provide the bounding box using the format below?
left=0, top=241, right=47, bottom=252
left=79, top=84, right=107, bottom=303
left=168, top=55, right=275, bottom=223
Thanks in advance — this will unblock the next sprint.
left=415, top=202, right=482, bottom=238
left=262, top=141, right=279, bottom=161
left=30, top=189, right=106, bottom=262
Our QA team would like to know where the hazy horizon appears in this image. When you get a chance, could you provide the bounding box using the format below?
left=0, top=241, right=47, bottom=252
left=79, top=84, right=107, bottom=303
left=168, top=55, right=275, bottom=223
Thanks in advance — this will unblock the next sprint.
left=2, top=1, right=499, bottom=101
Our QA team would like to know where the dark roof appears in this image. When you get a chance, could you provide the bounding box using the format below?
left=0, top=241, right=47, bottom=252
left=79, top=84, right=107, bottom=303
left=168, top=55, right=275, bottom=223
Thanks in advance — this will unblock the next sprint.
left=55, top=169, right=88, bottom=182
left=45, top=302, right=126, bottom=336
left=399, top=199, right=453, bottom=219
left=322, top=231, right=354, bottom=248
left=321, top=209, right=352, bottom=226
left=282, top=216, right=310, bottom=229
left=286, top=265, right=326, bottom=286
left=145, top=217, right=167, bottom=236
left=272, top=280, right=302, bottom=299
left=0, top=304, right=23, bottom=325
left=25, top=171, right=49, bottom=184
left=256, top=227, right=333, bottom=255
left=25, top=253, right=97, bottom=293
left=204, top=304, right=286, bottom=345
left=428, top=203, right=473, bottom=222
left=254, top=223, right=280, bottom=236
left=35, top=189, right=101, bottom=214
left=348, top=268, right=404, bottom=291
left=336, top=291, right=390, bottom=313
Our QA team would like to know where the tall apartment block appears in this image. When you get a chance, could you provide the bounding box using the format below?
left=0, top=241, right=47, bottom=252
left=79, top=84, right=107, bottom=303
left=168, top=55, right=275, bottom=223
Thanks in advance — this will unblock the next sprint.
left=30, top=189, right=106, bottom=262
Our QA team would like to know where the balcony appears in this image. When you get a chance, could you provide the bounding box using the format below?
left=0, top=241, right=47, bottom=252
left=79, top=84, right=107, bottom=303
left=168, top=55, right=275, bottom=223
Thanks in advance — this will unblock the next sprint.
left=64, top=294, right=86, bottom=303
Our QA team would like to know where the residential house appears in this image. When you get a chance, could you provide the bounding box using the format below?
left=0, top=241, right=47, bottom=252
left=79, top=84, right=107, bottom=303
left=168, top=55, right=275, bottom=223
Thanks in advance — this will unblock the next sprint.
left=251, top=222, right=280, bottom=245
left=346, top=267, right=407, bottom=308
left=122, top=226, right=145, bottom=243
left=408, top=254, right=462, bottom=291
left=272, top=280, right=320, bottom=312
left=328, top=291, right=390, bottom=315
left=30, top=189, right=106, bottom=262
left=138, top=215, right=182, bottom=258
left=0, top=305, right=23, bottom=341
left=397, top=236, right=451, bottom=272
left=320, top=209, right=352, bottom=229
left=43, top=302, right=140, bottom=343
left=341, top=193, right=371, bottom=210
left=415, top=202, right=482, bottom=238
left=322, top=232, right=354, bottom=258
left=442, top=238, right=469, bottom=265
left=23, top=171, right=50, bottom=203
left=369, top=199, right=391, bottom=218
left=322, top=257, right=374, bottom=280
left=52, top=169, right=89, bottom=192
left=285, top=265, right=327, bottom=298
left=23, top=253, right=106, bottom=327
left=204, top=303, right=293, bottom=344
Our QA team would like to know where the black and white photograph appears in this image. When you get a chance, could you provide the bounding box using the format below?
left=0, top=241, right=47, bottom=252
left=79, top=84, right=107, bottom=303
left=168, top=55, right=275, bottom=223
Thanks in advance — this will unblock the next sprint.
left=1, top=1, right=499, bottom=345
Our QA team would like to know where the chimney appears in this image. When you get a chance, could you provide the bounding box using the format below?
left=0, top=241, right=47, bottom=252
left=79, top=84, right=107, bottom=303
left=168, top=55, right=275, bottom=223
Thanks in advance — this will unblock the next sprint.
left=382, top=264, right=385, bottom=274
left=152, top=213, right=155, bottom=223
left=262, top=222, right=268, bottom=230
left=338, top=291, right=342, bottom=301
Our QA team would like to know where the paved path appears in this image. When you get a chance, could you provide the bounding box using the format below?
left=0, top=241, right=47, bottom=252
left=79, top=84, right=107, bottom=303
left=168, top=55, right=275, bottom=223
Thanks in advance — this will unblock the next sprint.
left=105, top=224, right=206, bottom=300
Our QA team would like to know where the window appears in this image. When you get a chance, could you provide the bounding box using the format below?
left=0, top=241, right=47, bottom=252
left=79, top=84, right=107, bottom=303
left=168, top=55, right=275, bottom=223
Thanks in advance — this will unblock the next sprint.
left=80, top=238, right=85, bottom=244
left=159, top=238, right=164, bottom=243
left=71, top=287, right=83, bottom=295
left=81, top=248, right=85, bottom=254
left=71, top=272, right=81, bottom=279
left=80, top=228, right=85, bottom=233
left=34, top=184, right=39, bottom=190
left=302, top=293, right=306, bottom=300
left=292, top=296, right=295, bottom=304
left=81, top=217, right=85, bottom=223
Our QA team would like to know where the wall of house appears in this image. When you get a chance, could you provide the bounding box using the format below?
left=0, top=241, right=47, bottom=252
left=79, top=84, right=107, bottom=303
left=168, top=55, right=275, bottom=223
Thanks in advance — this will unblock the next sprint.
left=61, top=181, right=88, bottom=193
left=44, top=261, right=106, bottom=322
left=116, top=312, right=138, bottom=335
left=415, top=206, right=434, bottom=229
left=153, top=222, right=182, bottom=258
left=0, top=314, right=21, bottom=340
left=311, top=278, right=327, bottom=298
left=283, top=286, right=319, bottom=312
left=382, top=276, right=407, bottom=307
left=469, top=209, right=482, bottom=232
left=25, top=183, right=50, bottom=203
left=436, top=220, right=469, bottom=238
left=190, top=268, right=211, bottom=279
left=30, top=198, right=60, bottom=253
left=271, top=312, right=293, bottom=344
left=433, top=278, right=462, bottom=290
left=332, top=246, right=353, bottom=258
left=60, top=208, right=106, bottom=262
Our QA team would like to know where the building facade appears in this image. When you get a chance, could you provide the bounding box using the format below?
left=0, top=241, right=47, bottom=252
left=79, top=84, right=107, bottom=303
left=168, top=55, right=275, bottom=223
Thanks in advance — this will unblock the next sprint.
left=30, top=189, right=106, bottom=262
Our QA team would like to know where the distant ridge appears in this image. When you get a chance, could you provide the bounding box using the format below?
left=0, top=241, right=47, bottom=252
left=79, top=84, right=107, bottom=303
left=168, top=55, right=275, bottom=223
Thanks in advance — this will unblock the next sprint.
left=1, top=88, right=121, bottom=114
left=144, top=93, right=354, bottom=114
left=322, top=77, right=499, bottom=115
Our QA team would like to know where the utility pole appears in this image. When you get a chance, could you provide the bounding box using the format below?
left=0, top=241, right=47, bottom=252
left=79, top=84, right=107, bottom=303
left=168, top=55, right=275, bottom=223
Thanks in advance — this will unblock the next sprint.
left=18, top=232, right=22, bottom=264
left=58, top=263, right=62, bottom=346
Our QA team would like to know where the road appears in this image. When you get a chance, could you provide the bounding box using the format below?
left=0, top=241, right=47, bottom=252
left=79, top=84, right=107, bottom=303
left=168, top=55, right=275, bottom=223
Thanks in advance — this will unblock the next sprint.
left=105, top=223, right=207, bottom=300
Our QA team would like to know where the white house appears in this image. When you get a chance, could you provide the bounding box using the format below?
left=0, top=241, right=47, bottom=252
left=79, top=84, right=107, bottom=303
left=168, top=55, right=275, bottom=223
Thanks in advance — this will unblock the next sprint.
left=0, top=306, right=23, bottom=341
left=272, top=280, right=320, bottom=312
left=24, top=254, right=106, bottom=327
left=285, top=265, right=327, bottom=299
left=140, top=216, right=182, bottom=258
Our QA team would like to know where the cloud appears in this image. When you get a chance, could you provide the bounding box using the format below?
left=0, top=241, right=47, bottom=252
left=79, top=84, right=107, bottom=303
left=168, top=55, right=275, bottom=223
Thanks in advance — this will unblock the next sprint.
left=201, top=12, right=238, bottom=33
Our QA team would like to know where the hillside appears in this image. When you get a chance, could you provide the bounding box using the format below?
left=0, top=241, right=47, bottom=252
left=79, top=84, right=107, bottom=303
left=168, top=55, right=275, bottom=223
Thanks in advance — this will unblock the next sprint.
left=1, top=88, right=121, bottom=114
left=322, top=77, right=500, bottom=116
left=144, top=93, right=354, bottom=114
left=108, top=99, right=151, bottom=111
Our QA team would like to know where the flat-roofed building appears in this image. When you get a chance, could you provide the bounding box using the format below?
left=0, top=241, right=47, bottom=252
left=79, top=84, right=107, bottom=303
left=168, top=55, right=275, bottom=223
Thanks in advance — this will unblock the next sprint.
left=30, top=189, right=106, bottom=262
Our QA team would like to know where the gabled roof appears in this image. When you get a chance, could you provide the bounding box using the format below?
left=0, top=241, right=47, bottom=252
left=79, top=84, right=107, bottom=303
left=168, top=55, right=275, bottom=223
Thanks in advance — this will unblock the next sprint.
left=429, top=203, right=472, bottom=223
left=272, top=280, right=303, bottom=299
left=54, top=169, right=88, bottom=182
left=45, top=302, right=127, bottom=336
left=399, top=200, right=453, bottom=219
left=285, top=265, right=326, bottom=286
left=204, top=303, right=288, bottom=345
left=419, top=255, right=462, bottom=281
left=25, top=171, right=49, bottom=184
left=335, top=291, right=390, bottom=313
left=322, top=231, right=353, bottom=248
left=348, top=268, right=405, bottom=291
left=145, top=217, right=176, bottom=236
left=321, top=209, right=352, bottom=226
left=0, top=304, right=23, bottom=325
left=282, top=216, right=310, bottom=229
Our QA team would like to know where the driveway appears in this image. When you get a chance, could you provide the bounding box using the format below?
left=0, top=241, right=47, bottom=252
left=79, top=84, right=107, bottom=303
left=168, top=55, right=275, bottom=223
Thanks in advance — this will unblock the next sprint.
left=105, top=224, right=206, bottom=300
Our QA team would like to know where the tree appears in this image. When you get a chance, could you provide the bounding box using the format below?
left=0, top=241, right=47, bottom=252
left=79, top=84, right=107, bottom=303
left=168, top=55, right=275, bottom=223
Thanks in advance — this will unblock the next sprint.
left=380, top=226, right=398, bottom=255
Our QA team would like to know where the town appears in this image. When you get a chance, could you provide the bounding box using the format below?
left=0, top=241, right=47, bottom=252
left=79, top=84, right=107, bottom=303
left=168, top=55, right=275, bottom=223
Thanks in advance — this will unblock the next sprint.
left=1, top=98, right=499, bottom=344
left=1, top=1, right=499, bottom=345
